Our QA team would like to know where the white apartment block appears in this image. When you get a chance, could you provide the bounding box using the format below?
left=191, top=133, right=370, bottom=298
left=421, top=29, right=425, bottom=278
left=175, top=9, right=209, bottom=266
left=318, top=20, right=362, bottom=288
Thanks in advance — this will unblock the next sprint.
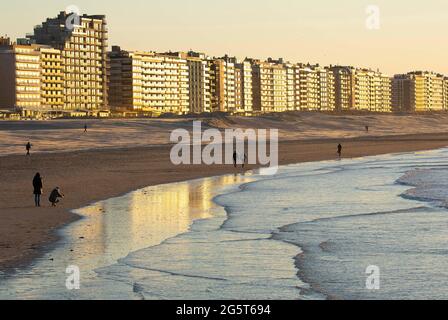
left=108, top=47, right=189, bottom=114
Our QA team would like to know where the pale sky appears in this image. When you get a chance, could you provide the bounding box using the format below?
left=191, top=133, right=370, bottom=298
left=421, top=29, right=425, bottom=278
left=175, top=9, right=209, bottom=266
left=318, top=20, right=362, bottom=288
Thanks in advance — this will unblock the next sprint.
left=2, top=0, right=448, bottom=75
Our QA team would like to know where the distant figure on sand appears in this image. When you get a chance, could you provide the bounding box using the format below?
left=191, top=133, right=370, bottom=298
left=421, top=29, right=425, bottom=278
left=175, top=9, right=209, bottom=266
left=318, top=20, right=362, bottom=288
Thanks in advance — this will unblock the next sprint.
left=242, top=153, right=247, bottom=169
left=26, top=142, right=32, bottom=155
left=84, top=124, right=87, bottom=133
left=49, top=187, right=64, bottom=207
left=337, top=144, right=342, bottom=159
left=233, top=151, right=237, bottom=168
left=32, top=173, right=43, bottom=207
left=365, top=125, right=369, bottom=133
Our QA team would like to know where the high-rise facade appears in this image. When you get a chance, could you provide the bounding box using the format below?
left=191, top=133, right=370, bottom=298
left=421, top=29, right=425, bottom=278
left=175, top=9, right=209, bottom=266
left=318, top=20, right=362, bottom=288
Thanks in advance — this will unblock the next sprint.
left=392, top=71, right=445, bottom=112
left=184, top=51, right=211, bottom=113
left=329, top=66, right=391, bottom=112
left=251, top=59, right=287, bottom=113
left=0, top=37, right=68, bottom=117
left=5, top=11, right=448, bottom=117
left=0, top=42, right=41, bottom=114
left=330, top=66, right=354, bottom=111
left=29, top=11, right=108, bottom=111
left=285, top=63, right=296, bottom=111
left=352, top=68, right=391, bottom=112
left=444, top=77, right=448, bottom=111
left=39, top=47, right=64, bottom=111
left=316, top=66, right=336, bottom=111
left=236, top=60, right=254, bottom=113
left=108, top=47, right=189, bottom=114
left=209, top=57, right=236, bottom=112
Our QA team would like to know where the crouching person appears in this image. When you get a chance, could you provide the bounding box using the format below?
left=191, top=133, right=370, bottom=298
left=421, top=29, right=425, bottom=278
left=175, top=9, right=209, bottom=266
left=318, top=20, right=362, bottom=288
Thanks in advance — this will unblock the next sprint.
left=49, top=187, right=64, bottom=207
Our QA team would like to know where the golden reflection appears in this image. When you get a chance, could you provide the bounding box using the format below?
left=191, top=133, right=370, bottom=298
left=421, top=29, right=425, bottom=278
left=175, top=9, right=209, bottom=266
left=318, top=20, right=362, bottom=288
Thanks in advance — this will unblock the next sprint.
left=69, top=174, right=253, bottom=268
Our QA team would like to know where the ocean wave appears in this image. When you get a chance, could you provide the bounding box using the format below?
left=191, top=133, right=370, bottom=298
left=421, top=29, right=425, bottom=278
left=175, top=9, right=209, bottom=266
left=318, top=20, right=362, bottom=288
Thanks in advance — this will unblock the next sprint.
left=398, top=168, right=448, bottom=208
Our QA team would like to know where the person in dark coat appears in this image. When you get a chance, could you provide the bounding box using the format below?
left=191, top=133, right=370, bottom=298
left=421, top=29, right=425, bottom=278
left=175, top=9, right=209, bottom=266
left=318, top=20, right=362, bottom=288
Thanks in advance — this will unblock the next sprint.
left=32, top=173, right=43, bottom=207
left=337, top=144, right=343, bottom=159
left=26, top=142, right=32, bottom=156
left=233, top=151, right=237, bottom=168
left=49, top=187, right=64, bottom=207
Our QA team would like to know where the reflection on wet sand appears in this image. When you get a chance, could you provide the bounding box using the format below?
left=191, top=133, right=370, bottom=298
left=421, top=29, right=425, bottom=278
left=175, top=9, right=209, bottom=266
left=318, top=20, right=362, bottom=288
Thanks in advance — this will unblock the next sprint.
left=70, top=173, right=254, bottom=271
left=0, top=173, right=254, bottom=299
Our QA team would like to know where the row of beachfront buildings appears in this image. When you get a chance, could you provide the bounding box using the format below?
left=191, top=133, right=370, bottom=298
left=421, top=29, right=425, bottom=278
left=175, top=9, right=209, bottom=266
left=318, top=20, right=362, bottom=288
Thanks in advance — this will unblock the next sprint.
left=1, top=11, right=448, bottom=119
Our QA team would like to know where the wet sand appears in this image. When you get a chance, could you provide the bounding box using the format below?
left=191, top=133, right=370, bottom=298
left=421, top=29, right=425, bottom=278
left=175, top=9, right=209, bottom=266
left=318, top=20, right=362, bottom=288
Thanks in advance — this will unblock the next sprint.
left=1, top=132, right=448, bottom=270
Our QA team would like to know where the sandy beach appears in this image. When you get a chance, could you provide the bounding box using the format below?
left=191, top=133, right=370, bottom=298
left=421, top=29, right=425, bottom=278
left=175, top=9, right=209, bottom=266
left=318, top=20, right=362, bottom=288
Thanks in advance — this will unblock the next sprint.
left=2, top=113, right=448, bottom=270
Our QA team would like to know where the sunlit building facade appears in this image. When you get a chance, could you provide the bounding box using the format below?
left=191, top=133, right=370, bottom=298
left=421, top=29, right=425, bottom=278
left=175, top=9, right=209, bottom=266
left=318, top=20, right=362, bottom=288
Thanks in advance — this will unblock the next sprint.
left=251, top=59, right=287, bottom=113
left=184, top=51, right=211, bottom=113
left=235, top=60, right=254, bottom=113
left=209, top=57, right=236, bottom=112
left=392, top=71, right=445, bottom=112
left=330, top=66, right=391, bottom=112
left=39, top=47, right=64, bottom=110
left=0, top=42, right=41, bottom=113
left=108, top=47, right=189, bottom=114
left=285, top=63, right=296, bottom=111
left=29, top=11, right=108, bottom=111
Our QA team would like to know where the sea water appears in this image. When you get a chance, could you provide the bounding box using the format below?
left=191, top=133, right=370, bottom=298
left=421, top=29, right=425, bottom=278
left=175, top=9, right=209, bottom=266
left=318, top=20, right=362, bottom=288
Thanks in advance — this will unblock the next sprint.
left=1, top=149, right=448, bottom=299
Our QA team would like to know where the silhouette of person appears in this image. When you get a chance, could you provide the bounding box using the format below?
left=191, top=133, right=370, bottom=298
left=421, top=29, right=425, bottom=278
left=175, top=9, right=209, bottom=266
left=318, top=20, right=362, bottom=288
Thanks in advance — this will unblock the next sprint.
left=84, top=124, right=87, bottom=133
left=233, top=151, right=237, bottom=168
left=26, top=142, right=32, bottom=156
left=365, top=125, right=369, bottom=133
left=33, top=173, right=43, bottom=207
left=49, top=187, right=64, bottom=207
left=337, top=144, right=342, bottom=159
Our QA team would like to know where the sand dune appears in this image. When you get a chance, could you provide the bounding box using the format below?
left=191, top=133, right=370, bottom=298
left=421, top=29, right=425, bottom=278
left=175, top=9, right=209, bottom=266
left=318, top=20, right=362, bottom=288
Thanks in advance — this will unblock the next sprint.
left=2, top=112, right=448, bottom=156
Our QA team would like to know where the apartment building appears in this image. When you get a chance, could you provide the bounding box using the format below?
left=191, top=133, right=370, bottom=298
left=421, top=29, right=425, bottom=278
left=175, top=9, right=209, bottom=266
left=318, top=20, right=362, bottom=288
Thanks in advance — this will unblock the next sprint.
left=329, top=66, right=391, bottom=112
left=39, top=47, right=64, bottom=110
left=285, top=63, right=296, bottom=111
left=234, top=66, right=244, bottom=113
left=108, top=47, right=189, bottom=114
left=316, top=66, right=336, bottom=111
left=392, top=74, right=412, bottom=112
left=294, top=64, right=320, bottom=111
left=183, top=51, right=211, bottom=113
left=352, top=68, right=391, bottom=112
left=235, top=60, right=254, bottom=113
left=392, top=71, right=445, bottom=112
left=209, top=57, right=236, bottom=112
left=444, top=77, right=448, bottom=111
left=0, top=35, right=67, bottom=117
left=330, top=66, right=354, bottom=111
left=0, top=39, right=41, bottom=115
left=285, top=63, right=335, bottom=111
left=29, top=11, right=108, bottom=111
left=251, top=58, right=287, bottom=113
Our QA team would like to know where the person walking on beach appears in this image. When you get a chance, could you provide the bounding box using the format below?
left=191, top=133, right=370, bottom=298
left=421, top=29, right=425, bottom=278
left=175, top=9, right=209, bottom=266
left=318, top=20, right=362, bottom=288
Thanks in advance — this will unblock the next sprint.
left=365, top=125, right=369, bottom=133
left=337, top=144, right=342, bottom=159
left=84, top=124, right=87, bottom=133
left=32, top=173, right=43, bottom=207
left=49, top=187, right=64, bottom=207
left=242, top=153, right=247, bottom=169
left=233, top=151, right=237, bottom=168
left=26, top=142, right=32, bottom=156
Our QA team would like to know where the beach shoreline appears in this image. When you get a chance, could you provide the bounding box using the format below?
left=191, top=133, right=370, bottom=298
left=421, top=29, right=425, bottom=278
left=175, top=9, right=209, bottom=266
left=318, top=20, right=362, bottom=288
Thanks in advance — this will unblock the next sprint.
left=1, top=133, right=448, bottom=271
